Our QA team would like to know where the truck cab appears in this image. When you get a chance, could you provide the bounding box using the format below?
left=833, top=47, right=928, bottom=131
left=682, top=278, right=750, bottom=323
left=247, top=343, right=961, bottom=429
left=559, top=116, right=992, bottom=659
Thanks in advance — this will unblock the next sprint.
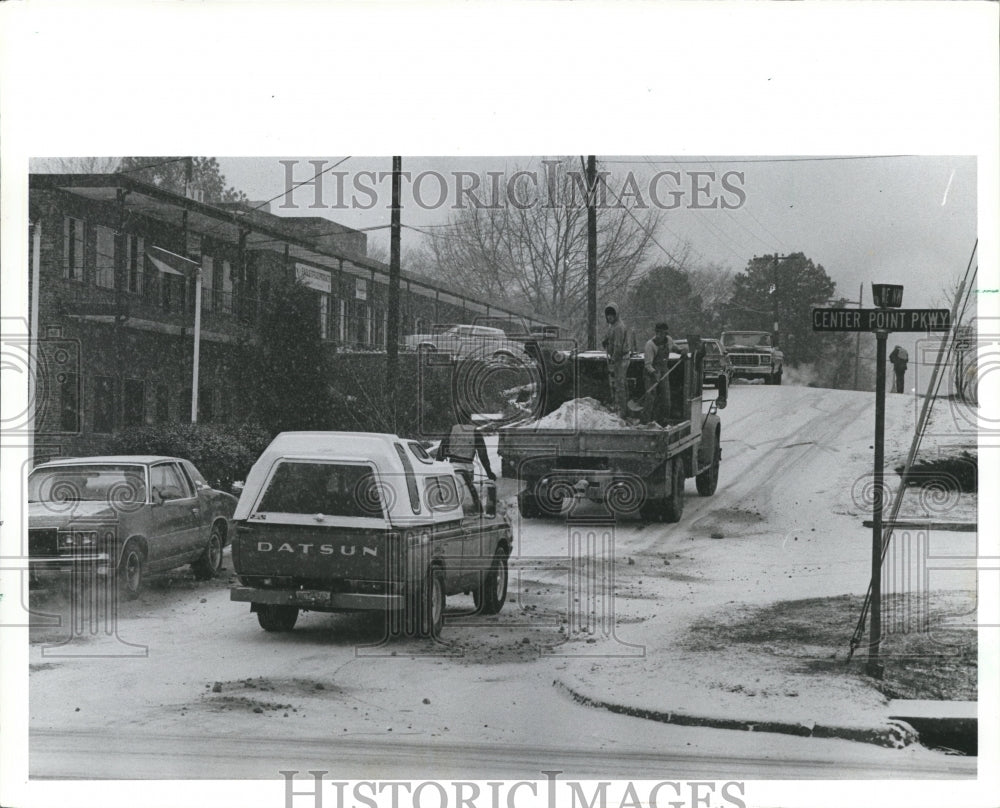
left=230, top=432, right=513, bottom=638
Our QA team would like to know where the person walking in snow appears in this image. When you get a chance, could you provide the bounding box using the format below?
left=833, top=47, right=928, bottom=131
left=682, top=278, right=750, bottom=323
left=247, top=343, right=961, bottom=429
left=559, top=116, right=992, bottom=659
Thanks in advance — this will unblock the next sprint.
left=889, top=345, right=909, bottom=393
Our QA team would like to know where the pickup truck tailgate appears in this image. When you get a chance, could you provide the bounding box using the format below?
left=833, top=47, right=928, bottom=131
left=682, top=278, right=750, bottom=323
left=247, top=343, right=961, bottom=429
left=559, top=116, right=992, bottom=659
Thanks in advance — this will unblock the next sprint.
left=233, top=522, right=396, bottom=580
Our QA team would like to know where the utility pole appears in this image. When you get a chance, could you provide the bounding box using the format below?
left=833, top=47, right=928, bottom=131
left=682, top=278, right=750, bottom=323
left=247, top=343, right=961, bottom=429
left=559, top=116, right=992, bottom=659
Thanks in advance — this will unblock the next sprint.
left=387, top=157, right=402, bottom=396
left=587, top=156, right=597, bottom=350
left=771, top=254, right=792, bottom=348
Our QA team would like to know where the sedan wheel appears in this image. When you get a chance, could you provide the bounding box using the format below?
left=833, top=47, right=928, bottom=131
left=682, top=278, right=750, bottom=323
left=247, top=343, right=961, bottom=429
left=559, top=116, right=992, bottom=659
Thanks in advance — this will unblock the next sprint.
left=118, top=543, right=144, bottom=600
left=192, top=524, right=224, bottom=580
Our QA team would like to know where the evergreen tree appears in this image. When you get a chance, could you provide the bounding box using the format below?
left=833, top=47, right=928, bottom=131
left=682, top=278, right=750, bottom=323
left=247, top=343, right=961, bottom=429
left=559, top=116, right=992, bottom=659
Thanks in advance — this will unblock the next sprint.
left=254, top=279, right=333, bottom=434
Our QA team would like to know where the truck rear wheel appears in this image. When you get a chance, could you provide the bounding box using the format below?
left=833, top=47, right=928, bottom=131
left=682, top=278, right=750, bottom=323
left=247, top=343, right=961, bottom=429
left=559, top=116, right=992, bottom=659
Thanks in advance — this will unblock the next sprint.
left=257, top=604, right=298, bottom=632
left=406, top=568, right=445, bottom=638
left=662, top=457, right=685, bottom=523
left=696, top=439, right=721, bottom=496
left=474, top=550, right=508, bottom=615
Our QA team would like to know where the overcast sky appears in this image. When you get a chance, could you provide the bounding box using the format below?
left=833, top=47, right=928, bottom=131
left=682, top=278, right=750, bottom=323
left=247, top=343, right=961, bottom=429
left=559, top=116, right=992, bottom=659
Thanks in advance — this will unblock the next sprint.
left=219, top=155, right=977, bottom=313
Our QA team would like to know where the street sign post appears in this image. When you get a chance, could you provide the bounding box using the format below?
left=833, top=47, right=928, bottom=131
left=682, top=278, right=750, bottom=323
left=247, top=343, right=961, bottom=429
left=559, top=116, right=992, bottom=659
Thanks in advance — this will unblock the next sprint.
left=812, top=301, right=950, bottom=678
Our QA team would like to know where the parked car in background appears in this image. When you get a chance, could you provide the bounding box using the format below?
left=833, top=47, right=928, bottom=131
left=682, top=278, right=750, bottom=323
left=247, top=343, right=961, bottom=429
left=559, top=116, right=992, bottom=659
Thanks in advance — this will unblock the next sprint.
left=28, top=456, right=238, bottom=597
left=404, top=323, right=527, bottom=362
left=675, top=338, right=732, bottom=388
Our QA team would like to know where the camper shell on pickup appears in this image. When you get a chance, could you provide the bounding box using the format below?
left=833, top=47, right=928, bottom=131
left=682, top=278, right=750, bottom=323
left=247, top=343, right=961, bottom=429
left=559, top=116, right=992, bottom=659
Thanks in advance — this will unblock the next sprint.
left=230, top=432, right=512, bottom=637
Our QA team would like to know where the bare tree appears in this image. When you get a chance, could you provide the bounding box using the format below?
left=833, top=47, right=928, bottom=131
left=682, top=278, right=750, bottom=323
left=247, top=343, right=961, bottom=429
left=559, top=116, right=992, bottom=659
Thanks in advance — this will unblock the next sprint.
left=419, top=158, right=663, bottom=330
left=30, top=156, right=122, bottom=173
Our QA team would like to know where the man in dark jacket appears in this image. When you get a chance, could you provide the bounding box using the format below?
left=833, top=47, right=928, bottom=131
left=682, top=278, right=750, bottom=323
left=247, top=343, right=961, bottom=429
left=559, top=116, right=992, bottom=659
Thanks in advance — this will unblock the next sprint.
left=601, top=302, right=631, bottom=418
left=889, top=345, right=909, bottom=393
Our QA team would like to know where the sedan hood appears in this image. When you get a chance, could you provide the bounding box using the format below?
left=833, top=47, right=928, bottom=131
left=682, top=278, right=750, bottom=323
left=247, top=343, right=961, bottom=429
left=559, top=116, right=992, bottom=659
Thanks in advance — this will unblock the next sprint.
left=29, top=500, right=120, bottom=528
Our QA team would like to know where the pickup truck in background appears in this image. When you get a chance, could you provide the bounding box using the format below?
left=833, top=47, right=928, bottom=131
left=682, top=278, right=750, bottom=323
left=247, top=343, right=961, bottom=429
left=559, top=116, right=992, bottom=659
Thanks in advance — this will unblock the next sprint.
left=720, top=330, right=784, bottom=385
left=230, top=432, right=513, bottom=638
left=403, top=323, right=527, bottom=362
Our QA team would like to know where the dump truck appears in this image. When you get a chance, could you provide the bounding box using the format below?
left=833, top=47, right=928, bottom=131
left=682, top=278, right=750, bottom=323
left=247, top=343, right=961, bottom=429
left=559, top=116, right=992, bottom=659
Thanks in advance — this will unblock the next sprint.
left=497, top=338, right=726, bottom=522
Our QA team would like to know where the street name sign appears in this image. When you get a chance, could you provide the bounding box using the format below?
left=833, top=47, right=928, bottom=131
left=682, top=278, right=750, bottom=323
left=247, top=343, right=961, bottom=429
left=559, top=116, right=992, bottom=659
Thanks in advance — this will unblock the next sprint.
left=812, top=308, right=951, bottom=332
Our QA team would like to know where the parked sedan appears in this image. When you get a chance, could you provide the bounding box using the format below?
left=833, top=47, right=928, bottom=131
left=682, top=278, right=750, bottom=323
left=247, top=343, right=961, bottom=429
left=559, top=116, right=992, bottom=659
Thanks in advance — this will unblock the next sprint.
left=404, top=324, right=526, bottom=362
left=28, top=455, right=237, bottom=598
left=675, top=338, right=732, bottom=387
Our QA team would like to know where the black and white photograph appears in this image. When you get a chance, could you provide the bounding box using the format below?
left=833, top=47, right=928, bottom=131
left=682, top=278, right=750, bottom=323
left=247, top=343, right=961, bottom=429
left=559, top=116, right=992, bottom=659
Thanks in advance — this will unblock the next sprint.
left=1, top=4, right=997, bottom=808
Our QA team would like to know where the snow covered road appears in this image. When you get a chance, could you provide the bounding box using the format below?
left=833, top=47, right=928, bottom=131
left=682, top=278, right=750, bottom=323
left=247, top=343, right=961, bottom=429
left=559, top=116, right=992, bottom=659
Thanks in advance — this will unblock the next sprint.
left=25, top=384, right=980, bottom=785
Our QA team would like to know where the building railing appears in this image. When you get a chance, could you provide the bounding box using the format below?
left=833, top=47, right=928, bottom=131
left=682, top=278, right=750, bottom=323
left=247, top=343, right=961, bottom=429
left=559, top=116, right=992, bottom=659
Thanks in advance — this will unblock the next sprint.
left=61, top=271, right=260, bottom=325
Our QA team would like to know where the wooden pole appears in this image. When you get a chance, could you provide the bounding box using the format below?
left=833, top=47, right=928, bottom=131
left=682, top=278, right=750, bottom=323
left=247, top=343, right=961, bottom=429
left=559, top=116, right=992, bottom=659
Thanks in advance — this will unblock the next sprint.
left=587, top=156, right=597, bottom=351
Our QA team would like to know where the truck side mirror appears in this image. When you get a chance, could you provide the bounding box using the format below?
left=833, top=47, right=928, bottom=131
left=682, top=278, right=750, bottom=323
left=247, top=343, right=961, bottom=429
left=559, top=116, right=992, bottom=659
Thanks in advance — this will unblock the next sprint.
left=716, top=374, right=728, bottom=409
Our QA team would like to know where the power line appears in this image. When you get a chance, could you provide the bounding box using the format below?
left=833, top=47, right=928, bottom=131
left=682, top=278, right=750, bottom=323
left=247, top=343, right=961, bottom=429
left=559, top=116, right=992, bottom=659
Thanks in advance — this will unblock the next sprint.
left=249, top=156, right=352, bottom=213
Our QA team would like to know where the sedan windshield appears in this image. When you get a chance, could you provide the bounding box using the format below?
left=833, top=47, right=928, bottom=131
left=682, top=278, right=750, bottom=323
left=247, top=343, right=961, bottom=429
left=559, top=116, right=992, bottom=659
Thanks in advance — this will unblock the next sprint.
left=28, top=465, right=147, bottom=504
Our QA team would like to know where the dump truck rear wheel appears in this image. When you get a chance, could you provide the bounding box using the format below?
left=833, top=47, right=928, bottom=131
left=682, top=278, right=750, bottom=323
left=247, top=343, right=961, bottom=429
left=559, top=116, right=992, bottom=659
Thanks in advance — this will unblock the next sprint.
left=663, top=458, right=685, bottom=523
left=696, top=440, right=721, bottom=496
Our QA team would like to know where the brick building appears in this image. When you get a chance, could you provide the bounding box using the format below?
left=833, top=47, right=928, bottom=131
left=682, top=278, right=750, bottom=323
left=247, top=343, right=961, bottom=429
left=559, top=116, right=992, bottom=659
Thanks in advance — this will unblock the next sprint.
left=28, top=173, right=545, bottom=453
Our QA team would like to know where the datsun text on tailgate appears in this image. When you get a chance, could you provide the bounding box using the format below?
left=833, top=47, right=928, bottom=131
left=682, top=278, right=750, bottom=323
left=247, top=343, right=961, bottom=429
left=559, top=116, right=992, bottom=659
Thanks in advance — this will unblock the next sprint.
left=229, top=432, right=513, bottom=638
left=28, top=456, right=237, bottom=598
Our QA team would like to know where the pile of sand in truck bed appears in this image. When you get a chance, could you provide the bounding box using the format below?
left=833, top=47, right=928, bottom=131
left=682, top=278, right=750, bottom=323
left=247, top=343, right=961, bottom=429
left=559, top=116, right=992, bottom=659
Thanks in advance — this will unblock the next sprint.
left=518, top=397, right=630, bottom=430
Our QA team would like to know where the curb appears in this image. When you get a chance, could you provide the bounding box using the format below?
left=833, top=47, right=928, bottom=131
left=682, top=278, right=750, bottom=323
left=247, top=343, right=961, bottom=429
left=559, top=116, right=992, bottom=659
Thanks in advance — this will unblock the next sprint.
left=553, top=679, right=919, bottom=749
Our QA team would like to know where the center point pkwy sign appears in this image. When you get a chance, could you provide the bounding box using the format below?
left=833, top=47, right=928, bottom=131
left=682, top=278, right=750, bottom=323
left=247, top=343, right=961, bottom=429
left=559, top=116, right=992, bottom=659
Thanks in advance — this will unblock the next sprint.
left=812, top=308, right=951, bottom=332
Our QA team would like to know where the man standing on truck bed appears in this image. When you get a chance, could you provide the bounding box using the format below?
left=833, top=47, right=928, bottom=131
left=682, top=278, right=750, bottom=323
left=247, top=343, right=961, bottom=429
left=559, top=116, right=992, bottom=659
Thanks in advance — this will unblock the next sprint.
left=602, top=302, right=631, bottom=418
left=643, top=321, right=684, bottom=424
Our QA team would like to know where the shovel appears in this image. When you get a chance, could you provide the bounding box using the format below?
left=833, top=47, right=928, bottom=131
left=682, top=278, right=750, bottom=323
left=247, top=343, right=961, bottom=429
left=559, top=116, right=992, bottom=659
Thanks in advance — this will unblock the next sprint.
left=627, top=362, right=681, bottom=413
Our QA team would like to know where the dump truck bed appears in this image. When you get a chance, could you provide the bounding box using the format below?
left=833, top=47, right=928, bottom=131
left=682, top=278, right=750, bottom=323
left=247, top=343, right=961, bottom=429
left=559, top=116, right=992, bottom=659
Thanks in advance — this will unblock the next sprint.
left=498, top=421, right=696, bottom=479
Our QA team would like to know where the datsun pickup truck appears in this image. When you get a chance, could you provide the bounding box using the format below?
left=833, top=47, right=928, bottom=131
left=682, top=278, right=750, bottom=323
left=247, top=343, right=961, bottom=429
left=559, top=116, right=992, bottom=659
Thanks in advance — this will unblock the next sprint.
left=229, top=432, right=513, bottom=638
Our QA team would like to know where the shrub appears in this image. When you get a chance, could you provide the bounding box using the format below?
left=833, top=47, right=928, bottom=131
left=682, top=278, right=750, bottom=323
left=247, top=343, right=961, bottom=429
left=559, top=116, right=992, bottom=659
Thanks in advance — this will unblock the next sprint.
left=105, top=423, right=272, bottom=492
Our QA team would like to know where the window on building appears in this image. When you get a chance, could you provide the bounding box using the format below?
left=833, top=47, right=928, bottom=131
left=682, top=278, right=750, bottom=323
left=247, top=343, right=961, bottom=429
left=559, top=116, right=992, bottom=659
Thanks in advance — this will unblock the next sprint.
left=155, top=384, right=170, bottom=423
left=63, top=217, right=85, bottom=280
left=319, top=293, right=329, bottom=340
left=201, top=256, right=215, bottom=311
left=123, top=379, right=145, bottom=427
left=93, top=376, right=117, bottom=433
left=126, top=234, right=144, bottom=295
left=94, top=226, right=116, bottom=289
left=221, top=259, right=233, bottom=313
left=161, top=273, right=173, bottom=311
left=59, top=372, right=80, bottom=433
left=199, top=388, right=214, bottom=423
left=372, top=306, right=386, bottom=349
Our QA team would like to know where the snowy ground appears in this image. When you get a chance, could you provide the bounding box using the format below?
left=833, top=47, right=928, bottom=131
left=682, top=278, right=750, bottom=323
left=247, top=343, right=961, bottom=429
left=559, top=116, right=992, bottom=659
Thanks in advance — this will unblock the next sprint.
left=23, top=382, right=984, bottom=787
